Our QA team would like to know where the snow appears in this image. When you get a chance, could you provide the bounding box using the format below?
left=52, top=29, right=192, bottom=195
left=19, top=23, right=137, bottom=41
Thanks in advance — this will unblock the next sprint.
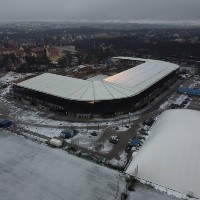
left=0, top=72, right=34, bottom=83
left=0, top=130, right=126, bottom=200
left=116, top=125, right=131, bottom=132
left=128, top=182, right=185, bottom=200
left=159, top=100, right=171, bottom=110
left=175, top=94, right=187, bottom=105
left=68, top=129, right=103, bottom=150
left=126, top=109, right=200, bottom=199
left=159, top=94, right=189, bottom=110
left=108, top=151, right=128, bottom=167
left=19, top=125, right=61, bottom=137
left=99, top=140, right=113, bottom=154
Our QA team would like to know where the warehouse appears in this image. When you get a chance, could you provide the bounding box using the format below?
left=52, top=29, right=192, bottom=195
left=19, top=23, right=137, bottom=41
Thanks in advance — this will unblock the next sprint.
left=13, top=57, right=179, bottom=118
left=126, top=109, right=200, bottom=199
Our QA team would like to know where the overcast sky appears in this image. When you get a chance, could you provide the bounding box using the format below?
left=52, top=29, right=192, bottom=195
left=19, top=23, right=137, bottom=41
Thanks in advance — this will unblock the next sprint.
left=0, top=0, right=200, bottom=22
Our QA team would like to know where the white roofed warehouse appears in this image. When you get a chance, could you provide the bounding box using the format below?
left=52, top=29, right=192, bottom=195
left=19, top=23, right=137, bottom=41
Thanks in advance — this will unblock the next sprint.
left=13, top=57, right=179, bottom=118
left=126, top=109, right=200, bottom=199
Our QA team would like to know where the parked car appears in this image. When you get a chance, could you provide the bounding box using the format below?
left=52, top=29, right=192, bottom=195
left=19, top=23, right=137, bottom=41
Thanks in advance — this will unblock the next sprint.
left=91, top=131, right=98, bottom=136
left=125, top=146, right=132, bottom=153
left=109, top=136, right=119, bottom=144
left=128, top=139, right=132, bottom=144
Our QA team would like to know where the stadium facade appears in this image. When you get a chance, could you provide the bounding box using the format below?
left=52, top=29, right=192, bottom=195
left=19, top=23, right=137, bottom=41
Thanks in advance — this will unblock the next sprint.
left=13, top=57, right=179, bottom=118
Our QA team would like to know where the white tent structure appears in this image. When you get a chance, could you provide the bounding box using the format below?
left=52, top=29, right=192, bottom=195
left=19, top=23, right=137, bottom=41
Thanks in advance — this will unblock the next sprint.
left=126, top=109, right=200, bottom=198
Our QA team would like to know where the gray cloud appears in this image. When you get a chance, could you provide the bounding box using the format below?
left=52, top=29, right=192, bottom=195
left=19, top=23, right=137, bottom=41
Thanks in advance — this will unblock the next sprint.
left=0, top=0, right=200, bottom=22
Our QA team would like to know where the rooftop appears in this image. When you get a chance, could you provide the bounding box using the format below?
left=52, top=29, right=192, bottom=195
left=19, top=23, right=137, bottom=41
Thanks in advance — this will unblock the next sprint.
left=16, top=57, right=179, bottom=101
left=126, top=109, right=200, bottom=198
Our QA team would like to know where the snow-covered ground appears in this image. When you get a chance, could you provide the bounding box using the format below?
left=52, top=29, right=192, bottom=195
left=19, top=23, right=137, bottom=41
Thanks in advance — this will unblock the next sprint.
left=19, top=124, right=62, bottom=137
left=99, top=139, right=114, bottom=154
left=116, top=125, right=131, bottom=132
left=159, top=94, right=189, bottom=110
left=175, top=94, right=187, bottom=105
left=0, top=130, right=126, bottom=200
left=67, top=129, right=103, bottom=150
left=108, top=150, right=128, bottom=167
left=0, top=72, right=34, bottom=83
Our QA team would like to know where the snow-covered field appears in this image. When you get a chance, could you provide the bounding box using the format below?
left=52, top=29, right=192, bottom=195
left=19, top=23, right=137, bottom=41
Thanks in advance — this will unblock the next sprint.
left=68, top=129, right=103, bottom=150
left=0, top=130, right=126, bottom=200
left=108, top=150, right=128, bottom=167
left=99, top=139, right=114, bottom=154
left=19, top=124, right=62, bottom=137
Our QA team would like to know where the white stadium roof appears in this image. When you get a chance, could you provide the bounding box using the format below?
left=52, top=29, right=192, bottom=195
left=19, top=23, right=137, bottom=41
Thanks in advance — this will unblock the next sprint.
left=16, top=57, right=179, bottom=101
left=126, top=109, right=200, bottom=198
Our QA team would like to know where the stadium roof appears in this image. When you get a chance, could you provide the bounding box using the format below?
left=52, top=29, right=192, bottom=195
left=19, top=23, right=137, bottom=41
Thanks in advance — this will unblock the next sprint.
left=126, top=109, right=200, bottom=198
left=16, top=57, right=179, bottom=101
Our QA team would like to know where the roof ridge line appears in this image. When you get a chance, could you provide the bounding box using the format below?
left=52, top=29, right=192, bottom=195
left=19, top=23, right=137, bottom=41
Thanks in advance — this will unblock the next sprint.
left=103, top=82, right=131, bottom=97
left=103, top=80, right=133, bottom=92
left=65, top=82, right=91, bottom=99
left=79, top=83, right=93, bottom=100
left=101, top=82, right=116, bottom=99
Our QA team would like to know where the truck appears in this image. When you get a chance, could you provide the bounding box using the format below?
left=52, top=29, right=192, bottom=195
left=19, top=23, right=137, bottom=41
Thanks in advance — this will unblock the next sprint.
left=60, top=129, right=74, bottom=139
left=49, top=138, right=63, bottom=147
left=0, top=119, right=12, bottom=128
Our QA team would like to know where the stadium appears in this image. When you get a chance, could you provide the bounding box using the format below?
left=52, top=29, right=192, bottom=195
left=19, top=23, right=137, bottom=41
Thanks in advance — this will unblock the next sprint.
left=13, top=57, right=179, bottom=118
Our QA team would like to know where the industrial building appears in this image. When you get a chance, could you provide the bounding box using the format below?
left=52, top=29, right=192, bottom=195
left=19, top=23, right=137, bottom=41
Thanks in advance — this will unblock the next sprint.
left=13, top=57, right=179, bottom=118
left=126, top=109, right=200, bottom=199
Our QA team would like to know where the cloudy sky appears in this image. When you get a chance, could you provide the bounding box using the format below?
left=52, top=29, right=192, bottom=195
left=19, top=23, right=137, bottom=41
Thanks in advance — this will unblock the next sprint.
left=0, top=0, right=200, bottom=22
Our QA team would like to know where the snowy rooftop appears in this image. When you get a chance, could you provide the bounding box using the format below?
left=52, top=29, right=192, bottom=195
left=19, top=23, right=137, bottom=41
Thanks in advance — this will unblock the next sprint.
left=105, top=57, right=179, bottom=94
left=16, top=57, right=179, bottom=101
left=126, top=109, right=200, bottom=199
left=0, top=130, right=125, bottom=200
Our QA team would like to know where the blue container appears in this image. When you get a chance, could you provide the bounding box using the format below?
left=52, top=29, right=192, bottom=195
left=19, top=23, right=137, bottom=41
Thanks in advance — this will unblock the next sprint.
left=0, top=119, right=12, bottom=128
left=128, top=138, right=140, bottom=147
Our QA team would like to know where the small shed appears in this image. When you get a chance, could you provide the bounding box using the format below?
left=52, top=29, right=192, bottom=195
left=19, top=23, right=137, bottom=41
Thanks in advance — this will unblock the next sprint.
left=60, top=129, right=74, bottom=139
